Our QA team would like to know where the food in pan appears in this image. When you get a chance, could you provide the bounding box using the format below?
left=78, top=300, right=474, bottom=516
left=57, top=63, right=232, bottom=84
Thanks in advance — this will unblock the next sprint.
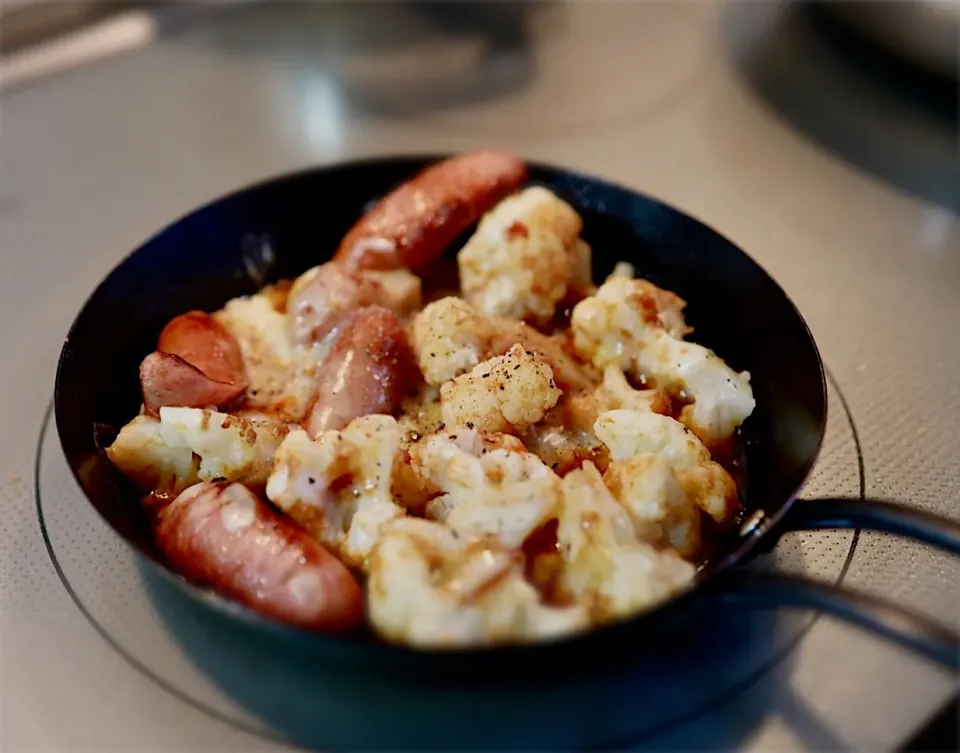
left=105, top=150, right=756, bottom=647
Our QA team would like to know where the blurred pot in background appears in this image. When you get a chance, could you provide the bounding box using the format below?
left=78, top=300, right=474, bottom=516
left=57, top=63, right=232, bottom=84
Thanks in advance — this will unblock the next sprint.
left=820, top=0, right=958, bottom=78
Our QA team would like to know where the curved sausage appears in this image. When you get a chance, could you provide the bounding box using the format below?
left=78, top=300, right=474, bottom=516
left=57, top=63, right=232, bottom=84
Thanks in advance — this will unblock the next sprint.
left=140, top=311, right=248, bottom=414
left=156, top=481, right=364, bottom=631
left=334, top=150, right=528, bottom=272
left=306, top=306, right=414, bottom=437
left=288, top=262, right=381, bottom=346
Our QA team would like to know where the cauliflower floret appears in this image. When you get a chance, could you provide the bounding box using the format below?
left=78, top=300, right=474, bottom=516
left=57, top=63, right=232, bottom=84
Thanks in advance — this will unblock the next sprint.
left=596, top=365, right=672, bottom=416
left=635, top=333, right=755, bottom=449
left=458, top=187, right=582, bottom=324
left=416, top=427, right=561, bottom=549
left=440, top=344, right=561, bottom=434
left=362, top=269, right=423, bottom=318
left=107, top=407, right=288, bottom=495
left=411, top=297, right=495, bottom=385
left=367, top=518, right=587, bottom=647
left=555, top=462, right=696, bottom=622
left=571, top=276, right=753, bottom=446
left=603, top=454, right=701, bottom=558
left=411, top=296, right=594, bottom=391
left=214, top=293, right=321, bottom=420
left=571, top=275, right=657, bottom=372
left=594, top=409, right=739, bottom=523
left=265, top=415, right=404, bottom=568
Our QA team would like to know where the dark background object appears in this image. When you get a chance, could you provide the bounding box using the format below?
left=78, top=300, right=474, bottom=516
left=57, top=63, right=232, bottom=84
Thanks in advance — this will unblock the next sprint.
left=723, top=1, right=959, bottom=212
left=902, top=693, right=960, bottom=753
left=54, top=157, right=960, bottom=699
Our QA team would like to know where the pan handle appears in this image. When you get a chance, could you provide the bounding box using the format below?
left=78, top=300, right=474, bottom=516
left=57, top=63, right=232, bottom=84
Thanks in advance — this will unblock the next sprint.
left=717, top=497, right=960, bottom=670
left=778, top=497, right=960, bottom=554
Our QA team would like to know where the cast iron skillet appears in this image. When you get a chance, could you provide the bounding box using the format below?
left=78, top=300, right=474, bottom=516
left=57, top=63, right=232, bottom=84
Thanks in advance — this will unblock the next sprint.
left=55, top=155, right=960, bottom=677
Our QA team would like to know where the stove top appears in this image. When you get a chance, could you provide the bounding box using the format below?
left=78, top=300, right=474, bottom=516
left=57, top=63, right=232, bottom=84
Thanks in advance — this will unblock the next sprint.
left=1, top=2, right=957, bottom=750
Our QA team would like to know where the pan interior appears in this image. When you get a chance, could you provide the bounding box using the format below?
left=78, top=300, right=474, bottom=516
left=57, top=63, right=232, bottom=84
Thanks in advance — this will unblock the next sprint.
left=54, top=156, right=828, bottom=647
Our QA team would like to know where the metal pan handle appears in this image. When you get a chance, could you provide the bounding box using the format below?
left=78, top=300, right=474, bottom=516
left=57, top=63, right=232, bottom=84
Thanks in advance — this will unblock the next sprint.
left=719, top=497, right=960, bottom=670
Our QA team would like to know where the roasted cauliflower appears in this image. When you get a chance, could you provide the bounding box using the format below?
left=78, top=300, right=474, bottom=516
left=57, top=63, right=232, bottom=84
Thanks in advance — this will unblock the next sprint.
left=415, top=427, right=562, bottom=548
left=107, top=407, right=289, bottom=495
left=603, top=454, right=701, bottom=558
left=440, top=344, right=562, bottom=434
left=367, top=518, right=587, bottom=647
left=594, top=409, right=739, bottom=523
left=411, top=297, right=495, bottom=385
left=571, top=274, right=754, bottom=446
left=555, top=462, right=697, bottom=622
left=458, top=186, right=582, bottom=324
left=265, top=414, right=405, bottom=568
left=214, top=293, right=320, bottom=420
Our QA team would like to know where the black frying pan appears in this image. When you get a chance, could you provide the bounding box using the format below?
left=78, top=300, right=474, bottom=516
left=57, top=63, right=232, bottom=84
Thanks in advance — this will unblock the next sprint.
left=54, top=156, right=960, bottom=679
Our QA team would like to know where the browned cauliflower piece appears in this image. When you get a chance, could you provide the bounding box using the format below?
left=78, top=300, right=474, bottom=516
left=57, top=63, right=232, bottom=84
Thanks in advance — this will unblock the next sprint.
left=571, top=274, right=754, bottom=446
left=367, top=518, right=587, bottom=647
left=594, top=409, right=740, bottom=524
left=603, top=454, right=701, bottom=558
left=596, top=365, right=672, bottom=416
left=458, top=186, right=583, bottom=325
left=410, top=297, right=495, bottom=385
left=107, top=407, right=288, bottom=496
left=265, top=415, right=405, bottom=568
left=415, top=427, right=562, bottom=549
left=555, top=462, right=696, bottom=622
left=440, top=344, right=562, bottom=434
left=214, top=293, right=321, bottom=421
left=412, top=296, right=594, bottom=392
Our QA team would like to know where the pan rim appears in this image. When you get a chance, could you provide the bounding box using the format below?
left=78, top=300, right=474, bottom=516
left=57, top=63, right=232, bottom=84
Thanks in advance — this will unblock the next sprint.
left=53, top=153, right=828, bottom=662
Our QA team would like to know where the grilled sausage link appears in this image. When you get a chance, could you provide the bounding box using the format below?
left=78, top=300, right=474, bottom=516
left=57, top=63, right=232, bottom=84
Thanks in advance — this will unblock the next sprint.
left=156, top=481, right=364, bottom=631
left=140, top=311, right=248, bottom=414
left=306, top=306, right=414, bottom=437
left=334, top=150, right=527, bottom=272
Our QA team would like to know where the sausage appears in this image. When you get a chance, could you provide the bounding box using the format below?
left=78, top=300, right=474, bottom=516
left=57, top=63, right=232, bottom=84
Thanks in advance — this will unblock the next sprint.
left=140, top=311, right=248, bottom=414
left=139, top=352, right=247, bottom=415
left=334, top=150, right=528, bottom=272
left=157, top=311, right=247, bottom=385
left=156, top=481, right=364, bottom=631
left=287, top=262, right=381, bottom=346
left=306, top=306, right=414, bottom=437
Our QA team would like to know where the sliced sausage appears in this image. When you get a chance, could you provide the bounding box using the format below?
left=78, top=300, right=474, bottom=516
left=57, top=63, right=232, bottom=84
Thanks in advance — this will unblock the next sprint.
left=140, top=311, right=248, bottom=414
left=139, top=352, right=246, bottom=415
left=158, top=311, right=247, bottom=385
left=156, top=481, right=364, bottom=632
left=306, top=306, right=414, bottom=437
left=334, top=150, right=528, bottom=272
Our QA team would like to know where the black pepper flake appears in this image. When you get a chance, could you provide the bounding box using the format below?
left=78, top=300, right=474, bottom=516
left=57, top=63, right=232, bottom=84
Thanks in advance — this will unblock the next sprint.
left=498, top=385, right=505, bottom=391
left=482, top=373, right=491, bottom=379
left=450, top=434, right=458, bottom=440
left=551, top=462, right=559, bottom=469
left=513, top=365, right=521, bottom=371
left=465, top=421, right=475, bottom=429
left=438, top=423, right=445, bottom=431
left=307, top=476, right=316, bottom=485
